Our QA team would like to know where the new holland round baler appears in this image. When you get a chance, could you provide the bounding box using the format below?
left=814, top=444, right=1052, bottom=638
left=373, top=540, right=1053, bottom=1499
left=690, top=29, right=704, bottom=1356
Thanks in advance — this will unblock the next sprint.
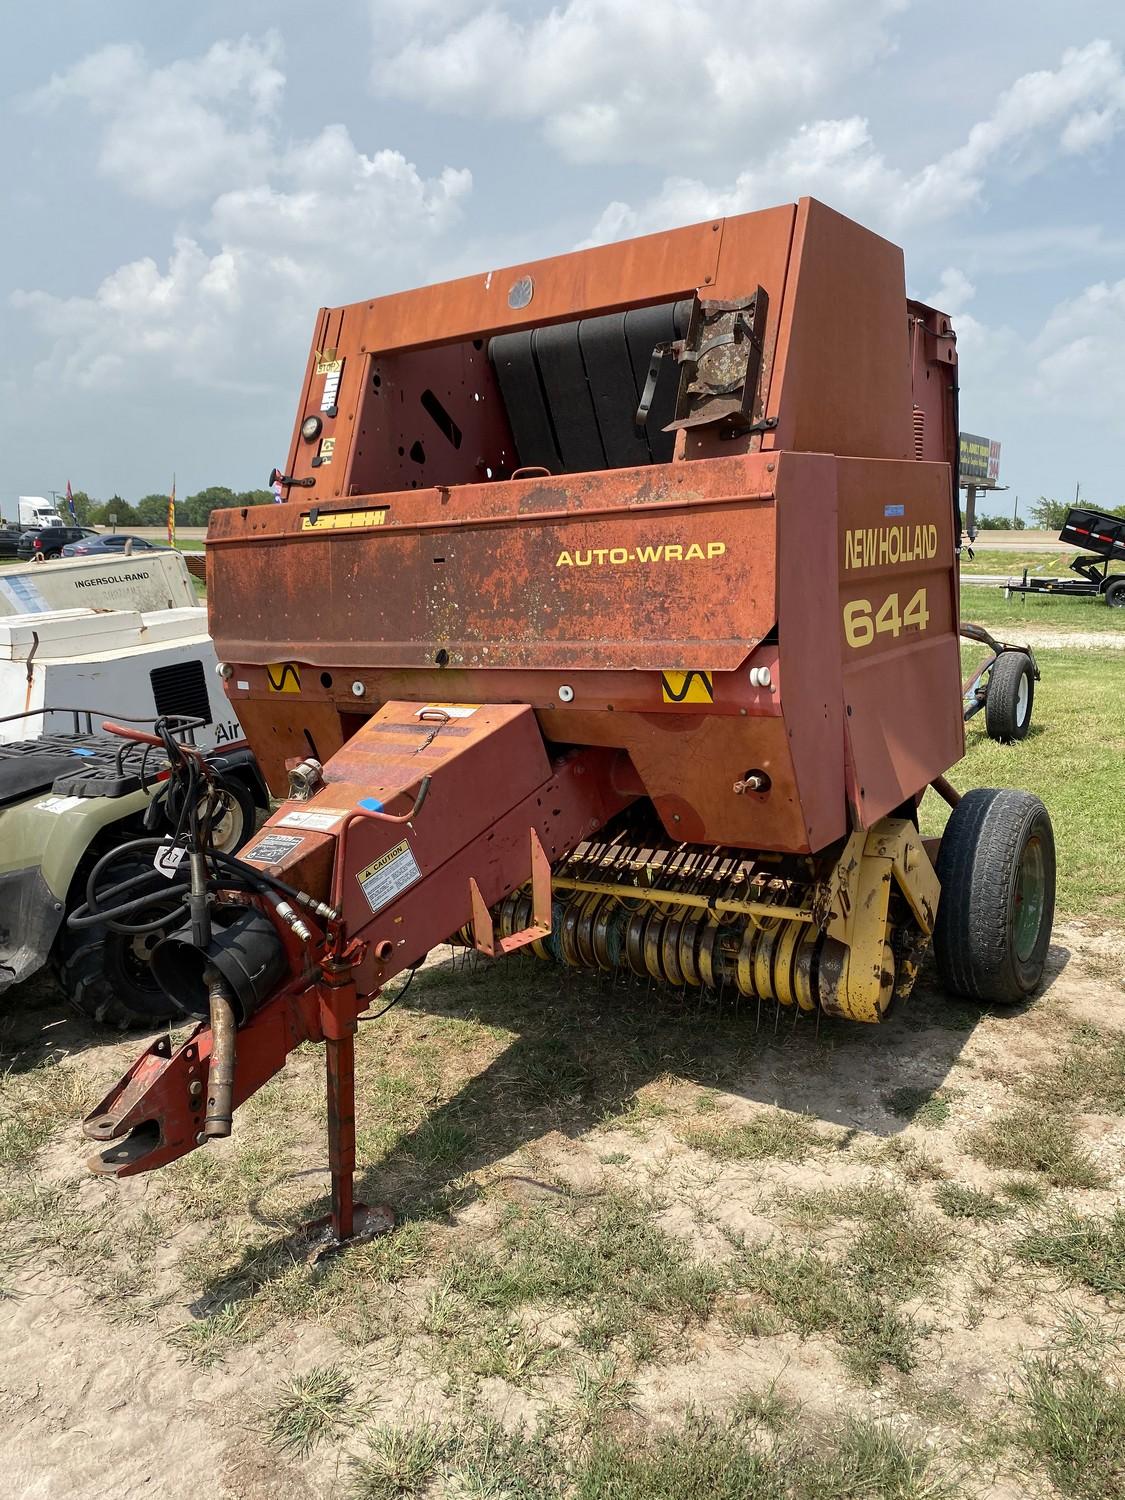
left=83, top=198, right=1055, bottom=1241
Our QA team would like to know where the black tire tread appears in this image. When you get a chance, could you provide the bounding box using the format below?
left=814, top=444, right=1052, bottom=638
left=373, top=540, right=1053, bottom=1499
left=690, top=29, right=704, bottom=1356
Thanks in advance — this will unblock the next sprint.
left=55, top=853, right=181, bottom=1029
left=56, top=938, right=157, bottom=1029
left=934, top=787, right=1055, bottom=1004
left=1104, top=577, right=1125, bottom=608
left=985, top=652, right=1033, bottom=742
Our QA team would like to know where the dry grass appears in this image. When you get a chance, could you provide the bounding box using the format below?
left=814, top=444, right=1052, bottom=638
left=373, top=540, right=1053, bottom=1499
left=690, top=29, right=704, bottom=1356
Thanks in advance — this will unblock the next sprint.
left=0, top=719, right=1123, bottom=1499
left=683, top=1107, right=823, bottom=1161
left=969, top=1104, right=1108, bottom=1189
left=1015, top=1357, right=1125, bottom=1500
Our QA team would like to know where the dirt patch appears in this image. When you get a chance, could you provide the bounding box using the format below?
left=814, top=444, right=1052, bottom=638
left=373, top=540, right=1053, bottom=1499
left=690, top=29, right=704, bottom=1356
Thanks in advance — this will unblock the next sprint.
left=1003, top=628, right=1125, bottom=650
left=0, top=923, right=1123, bottom=1498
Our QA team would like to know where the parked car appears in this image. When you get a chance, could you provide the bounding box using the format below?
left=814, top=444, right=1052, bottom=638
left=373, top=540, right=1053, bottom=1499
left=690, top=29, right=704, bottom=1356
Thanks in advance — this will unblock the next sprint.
left=0, top=525, right=24, bottom=558
left=61, top=533, right=171, bottom=557
left=16, top=526, right=98, bottom=561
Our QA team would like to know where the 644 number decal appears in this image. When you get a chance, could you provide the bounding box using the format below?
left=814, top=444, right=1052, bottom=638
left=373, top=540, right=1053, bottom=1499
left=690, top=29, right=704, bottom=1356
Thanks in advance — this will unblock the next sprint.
left=843, top=588, right=930, bottom=649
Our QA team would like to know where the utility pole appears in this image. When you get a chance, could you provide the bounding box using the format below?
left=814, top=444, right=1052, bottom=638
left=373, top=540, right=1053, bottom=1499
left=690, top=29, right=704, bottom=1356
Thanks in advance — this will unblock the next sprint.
left=1012, top=492, right=1018, bottom=526
left=1074, top=480, right=1081, bottom=506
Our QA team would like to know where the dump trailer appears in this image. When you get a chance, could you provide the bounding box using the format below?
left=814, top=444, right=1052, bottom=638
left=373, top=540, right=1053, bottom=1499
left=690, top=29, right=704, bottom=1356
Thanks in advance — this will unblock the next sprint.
left=1005, top=505, right=1125, bottom=607
left=83, top=199, right=1055, bottom=1241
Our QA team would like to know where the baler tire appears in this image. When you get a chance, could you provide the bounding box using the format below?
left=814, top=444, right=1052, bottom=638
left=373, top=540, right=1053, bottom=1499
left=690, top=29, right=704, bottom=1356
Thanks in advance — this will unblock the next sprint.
left=55, top=853, right=182, bottom=1030
left=1105, top=578, right=1125, bottom=609
left=984, top=652, right=1034, bottom=742
left=933, top=788, right=1055, bottom=1005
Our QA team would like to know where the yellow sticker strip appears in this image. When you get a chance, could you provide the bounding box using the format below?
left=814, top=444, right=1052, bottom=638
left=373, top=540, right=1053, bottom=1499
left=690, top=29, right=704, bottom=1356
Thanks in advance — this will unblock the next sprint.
left=301, top=509, right=388, bottom=531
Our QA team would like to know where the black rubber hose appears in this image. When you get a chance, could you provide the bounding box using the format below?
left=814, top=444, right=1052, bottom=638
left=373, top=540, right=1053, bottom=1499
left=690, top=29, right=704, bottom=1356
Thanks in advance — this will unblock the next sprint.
left=68, top=837, right=257, bottom=933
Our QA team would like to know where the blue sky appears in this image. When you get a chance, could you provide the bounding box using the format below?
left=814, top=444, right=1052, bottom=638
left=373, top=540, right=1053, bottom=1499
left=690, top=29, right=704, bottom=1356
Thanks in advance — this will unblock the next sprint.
left=3, top=1, right=1124, bottom=518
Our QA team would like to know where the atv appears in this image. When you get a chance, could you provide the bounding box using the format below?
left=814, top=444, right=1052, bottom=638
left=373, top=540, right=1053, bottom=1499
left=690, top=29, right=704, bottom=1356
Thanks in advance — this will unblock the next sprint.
left=0, top=724, right=267, bottom=1026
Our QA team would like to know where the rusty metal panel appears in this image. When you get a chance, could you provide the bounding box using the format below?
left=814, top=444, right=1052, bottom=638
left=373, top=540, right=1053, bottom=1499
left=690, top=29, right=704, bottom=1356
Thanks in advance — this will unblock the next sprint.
left=835, top=456, right=963, bottom=824
left=280, top=206, right=796, bottom=498
left=762, top=199, right=913, bottom=463
left=774, top=452, right=847, bottom=849
left=348, top=339, right=518, bottom=495
left=209, top=455, right=778, bottom=674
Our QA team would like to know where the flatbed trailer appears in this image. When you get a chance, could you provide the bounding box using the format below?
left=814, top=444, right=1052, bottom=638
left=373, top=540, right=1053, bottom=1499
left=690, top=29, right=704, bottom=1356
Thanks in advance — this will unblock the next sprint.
left=1005, top=506, right=1125, bottom=607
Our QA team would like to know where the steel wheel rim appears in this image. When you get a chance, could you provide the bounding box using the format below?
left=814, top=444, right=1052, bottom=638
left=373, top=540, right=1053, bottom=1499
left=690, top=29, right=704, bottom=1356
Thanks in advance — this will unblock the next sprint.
left=1013, top=835, right=1046, bottom=962
left=208, top=789, right=244, bottom=853
left=1016, top=673, right=1029, bottom=725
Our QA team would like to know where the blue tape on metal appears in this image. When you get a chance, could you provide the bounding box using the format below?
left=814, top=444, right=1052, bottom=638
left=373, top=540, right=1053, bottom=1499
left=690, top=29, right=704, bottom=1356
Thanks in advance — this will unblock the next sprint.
left=884, top=503, right=905, bottom=517
left=69, top=748, right=96, bottom=757
left=358, top=796, right=385, bottom=813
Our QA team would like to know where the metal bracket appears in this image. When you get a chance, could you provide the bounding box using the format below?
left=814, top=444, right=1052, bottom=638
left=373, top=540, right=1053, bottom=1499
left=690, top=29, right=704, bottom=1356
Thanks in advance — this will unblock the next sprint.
left=470, top=829, right=553, bottom=957
left=269, top=467, right=316, bottom=490
left=636, top=289, right=771, bottom=439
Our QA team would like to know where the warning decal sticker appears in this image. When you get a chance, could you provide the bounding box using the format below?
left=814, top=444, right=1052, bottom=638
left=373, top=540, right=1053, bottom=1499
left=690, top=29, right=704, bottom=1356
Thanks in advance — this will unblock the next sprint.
left=279, top=808, right=348, bottom=832
left=266, top=662, right=301, bottom=693
left=245, top=832, right=303, bottom=865
left=660, top=670, right=714, bottom=704
left=356, top=839, right=422, bottom=915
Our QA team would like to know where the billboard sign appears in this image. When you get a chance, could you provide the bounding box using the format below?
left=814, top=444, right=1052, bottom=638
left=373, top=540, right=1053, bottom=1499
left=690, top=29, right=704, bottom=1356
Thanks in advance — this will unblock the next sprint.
left=959, top=432, right=1001, bottom=485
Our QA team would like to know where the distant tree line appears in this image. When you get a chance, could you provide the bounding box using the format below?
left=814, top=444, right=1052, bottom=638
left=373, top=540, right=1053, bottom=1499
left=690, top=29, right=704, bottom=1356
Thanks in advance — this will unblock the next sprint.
left=65, top=487, right=274, bottom=528
left=966, top=496, right=1125, bottom=532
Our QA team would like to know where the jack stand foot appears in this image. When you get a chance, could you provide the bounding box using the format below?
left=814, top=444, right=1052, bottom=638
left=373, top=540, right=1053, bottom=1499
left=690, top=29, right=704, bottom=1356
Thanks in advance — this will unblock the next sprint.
left=301, top=1201, right=395, bottom=1264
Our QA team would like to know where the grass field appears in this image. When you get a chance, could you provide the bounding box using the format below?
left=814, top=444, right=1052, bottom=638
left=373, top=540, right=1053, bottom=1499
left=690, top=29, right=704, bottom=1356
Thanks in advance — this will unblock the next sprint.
left=960, top=548, right=1076, bottom=577
left=962, top=583, right=1124, bottom=635
left=932, top=646, right=1125, bottom=918
left=0, top=592, right=1123, bottom=1497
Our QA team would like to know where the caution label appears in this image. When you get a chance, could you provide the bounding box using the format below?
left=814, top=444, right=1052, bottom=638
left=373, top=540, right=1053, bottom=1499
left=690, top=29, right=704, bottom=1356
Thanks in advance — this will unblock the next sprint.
left=266, top=662, right=301, bottom=693
left=660, top=670, right=714, bottom=704
left=357, top=839, right=422, bottom=914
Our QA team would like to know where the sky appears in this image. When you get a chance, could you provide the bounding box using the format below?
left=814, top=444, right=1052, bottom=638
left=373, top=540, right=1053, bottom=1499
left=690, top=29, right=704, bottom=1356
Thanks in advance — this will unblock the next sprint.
left=2, top=1, right=1124, bottom=520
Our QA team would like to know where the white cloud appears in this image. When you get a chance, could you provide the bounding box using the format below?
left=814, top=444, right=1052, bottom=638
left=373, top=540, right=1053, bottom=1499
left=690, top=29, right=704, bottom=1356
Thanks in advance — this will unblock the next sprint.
left=1031, top=276, right=1125, bottom=421
left=210, top=125, right=471, bottom=253
left=923, top=267, right=987, bottom=352
left=12, top=42, right=472, bottom=395
left=12, top=238, right=305, bottom=393
left=370, top=0, right=907, bottom=164
left=582, top=40, right=1125, bottom=243
left=32, top=35, right=286, bottom=205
